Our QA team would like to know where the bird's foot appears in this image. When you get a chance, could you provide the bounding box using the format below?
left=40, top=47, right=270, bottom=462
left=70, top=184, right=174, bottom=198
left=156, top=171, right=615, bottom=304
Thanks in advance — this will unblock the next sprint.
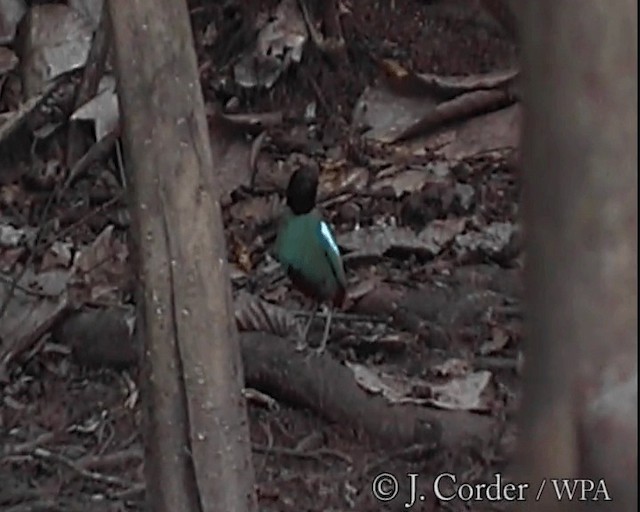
left=296, top=304, right=318, bottom=352
left=312, top=306, right=333, bottom=356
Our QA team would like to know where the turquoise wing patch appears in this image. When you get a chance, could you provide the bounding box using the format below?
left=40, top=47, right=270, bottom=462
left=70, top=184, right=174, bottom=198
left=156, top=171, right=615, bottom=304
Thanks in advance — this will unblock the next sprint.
left=316, top=220, right=346, bottom=286
left=318, top=221, right=341, bottom=258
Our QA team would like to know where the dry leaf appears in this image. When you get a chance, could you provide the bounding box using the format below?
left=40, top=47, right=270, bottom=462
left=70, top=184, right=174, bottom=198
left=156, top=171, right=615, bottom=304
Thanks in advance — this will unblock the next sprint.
left=70, top=225, right=129, bottom=303
left=228, top=194, right=280, bottom=227
left=0, top=223, right=35, bottom=247
left=338, top=218, right=466, bottom=258
left=346, top=361, right=418, bottom=403
left=454, top=221, right=519, bottom=260
left=371, top=169, right=430, bottom=197
left=71, top=75, right=119, bottom=141
left=427, top=371, right=493, bottom=411
left=420, top=104, right=521, bottom=160
left=479, top=326, right=510, bottom=355
left=432, top=358, right=471, bottom=377
left=352, top=85, right=437, bottom=143
left=40, top=241, right=74, bottom=271
left=234, top=0, right=307, bottom=89
left=0, top=271, right=70, bottom=381
left=0, top=0, right=27, bottom=45
left=20, top=4, right=93, bottom=96
left=234, top=291, right=297, bottom=338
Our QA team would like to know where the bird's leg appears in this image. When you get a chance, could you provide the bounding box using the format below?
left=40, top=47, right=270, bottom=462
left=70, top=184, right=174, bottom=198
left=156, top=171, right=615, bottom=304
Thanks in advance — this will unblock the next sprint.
left=314, top=305, right=333, bottom=355
left=297, top=302, right=319, bottom=351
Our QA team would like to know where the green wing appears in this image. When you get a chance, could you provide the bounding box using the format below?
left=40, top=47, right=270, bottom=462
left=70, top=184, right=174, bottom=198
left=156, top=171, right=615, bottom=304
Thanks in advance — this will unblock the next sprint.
left=275, top=211, right=346, bottom=292
left=315, top=218, right=347, bottom=288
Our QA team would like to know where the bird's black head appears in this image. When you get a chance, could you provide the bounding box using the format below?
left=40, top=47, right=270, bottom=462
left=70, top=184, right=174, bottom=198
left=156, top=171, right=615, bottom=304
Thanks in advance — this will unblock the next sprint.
left=286, top=166, right=318, bottom=215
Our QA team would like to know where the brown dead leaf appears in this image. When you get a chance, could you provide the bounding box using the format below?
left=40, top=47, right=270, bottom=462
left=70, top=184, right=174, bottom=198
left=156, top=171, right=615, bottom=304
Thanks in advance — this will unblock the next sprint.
left=40, top=241, right=74, bottom=271
left=229, top=235, right=253, bottom=273
left=70, top=75, right=119, bottom=141
left=346, top=361, right=407, bottom=402
left=414, top=68, right=519, bottom=96
left=352, top=85, right=437, bottom=143
left=19, top=267, right=71, bottom=297
left=228, top=194, right=280, bottom=227
left=392, top=88, right=514, bottom=143
left=479, top=326, right=510, bottom=355
left=319, top=165, right=369, bottom=199
left=0, top=223, right=36, bottom=247
left=338, top=218, right=466, bottom=258
left=70, top=225, right=129, bottom=304
left=426, top=371, right=493, bottom=411
left=0, top=183, right=30, bottom=207
left=234, top=291, right=297, bottom=338
left=419, top=104, right=521, bottom=160
left=431, top=358, right=472, bottom=377
left=253, top=151, right=317, bottom=194
left=0, top=271, right=70, bottom=381
left=346, top=277, right=379, bottom=303
left=354, top=64, right=518, bottom=145
left=371, top=169, right=430, bottom=197
left=20, top=4, right=93, bottom=96
left=346, top=362, right=492, bottom=410
left=454, top=221, right=520, bottom=261
left=345, top=362, right=430, bottom=405
left=379, top=58, right=518, bottom=98
left=377, top=59, right=435, bottom=97
left=420, top=218, right=468, bottom=253
left=0, top=247, right=23, bottom=270
left=233, top=0, right=307, bottom=89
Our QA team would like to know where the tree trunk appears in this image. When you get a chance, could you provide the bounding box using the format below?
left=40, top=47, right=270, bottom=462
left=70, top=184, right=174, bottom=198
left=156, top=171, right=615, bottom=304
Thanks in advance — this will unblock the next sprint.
left=519, top=1, right=637, bottom=510
left=106, top=1, right=257, bottom=511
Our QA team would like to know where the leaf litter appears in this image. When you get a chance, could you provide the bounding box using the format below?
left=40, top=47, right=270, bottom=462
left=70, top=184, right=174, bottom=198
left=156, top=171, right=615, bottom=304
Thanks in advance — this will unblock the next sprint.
left=0, top=0, right=524, bottom=510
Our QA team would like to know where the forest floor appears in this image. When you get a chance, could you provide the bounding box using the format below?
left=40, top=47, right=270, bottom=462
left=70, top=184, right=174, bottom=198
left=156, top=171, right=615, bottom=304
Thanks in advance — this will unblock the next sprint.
left=1, top=1, right=522, bottom=511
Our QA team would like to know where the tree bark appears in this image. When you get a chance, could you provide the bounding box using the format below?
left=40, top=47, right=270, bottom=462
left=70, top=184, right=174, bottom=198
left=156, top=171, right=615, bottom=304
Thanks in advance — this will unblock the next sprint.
left=106, top=1, right=257, bottom=512
left=519, top=1, right=637, bottom=510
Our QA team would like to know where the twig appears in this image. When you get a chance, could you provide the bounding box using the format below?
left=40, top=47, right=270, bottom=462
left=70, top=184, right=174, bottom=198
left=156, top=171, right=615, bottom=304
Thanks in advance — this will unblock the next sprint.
left=54, top=192, right=123, bottom=243
left=3, top=500, right=62, bottom=512
left=32, top=447, right=131, bottom=487
left=0, top=273, right=61, bottom=298
left=109, top=483, right=145, bottom=500
left=392, top=88, right=516, bottom=143
left=1, top=432, right=57, bottom=457
left=297, top=0, right=345, bottom=54
left=77, top=448, right=143, bottom=471
left=0, top=186, right=60, bottom=321
left=249, top=130, right=267, bottom=189
left=0, top=83, right=58, bottom=146
left=252, top=443, right=353, bottom=465
left=474, top=353, right=523, bottom=373
left=65, top=128, right=119, bottom=186
left=291, top=309, right=384, bottom=324
left=304, top=72, right=331, bottom=115
left=255, top=421, right=274, bottom=478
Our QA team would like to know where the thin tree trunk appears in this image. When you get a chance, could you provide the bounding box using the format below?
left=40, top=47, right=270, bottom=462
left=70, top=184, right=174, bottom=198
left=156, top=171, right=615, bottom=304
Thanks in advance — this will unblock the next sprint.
left=106, top=1, right=257, bottom=511
left=519, top=1, right=637, bottom=510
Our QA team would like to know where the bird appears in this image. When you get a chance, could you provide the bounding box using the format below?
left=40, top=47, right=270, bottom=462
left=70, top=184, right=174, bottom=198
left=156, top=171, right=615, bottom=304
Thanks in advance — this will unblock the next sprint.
left=274, top=166, right=347, bottom=353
